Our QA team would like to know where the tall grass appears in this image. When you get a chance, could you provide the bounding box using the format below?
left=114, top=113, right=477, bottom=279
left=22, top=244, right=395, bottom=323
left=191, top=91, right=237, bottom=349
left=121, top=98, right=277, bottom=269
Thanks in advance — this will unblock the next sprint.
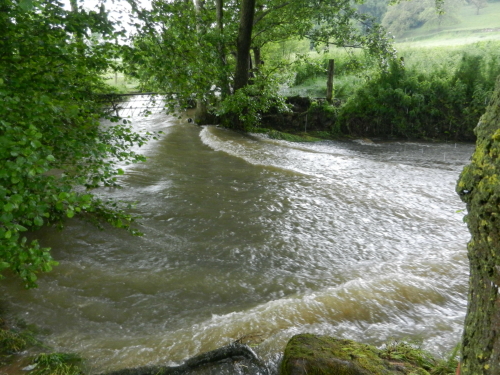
left=287, top=40, right=500, bottom=140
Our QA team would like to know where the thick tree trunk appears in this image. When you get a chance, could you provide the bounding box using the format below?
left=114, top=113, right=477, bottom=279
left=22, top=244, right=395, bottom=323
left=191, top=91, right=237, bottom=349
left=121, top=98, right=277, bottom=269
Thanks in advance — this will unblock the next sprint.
left=234, top=0, right=256, bottom=91
left=457, top=75, right=500, bottom=374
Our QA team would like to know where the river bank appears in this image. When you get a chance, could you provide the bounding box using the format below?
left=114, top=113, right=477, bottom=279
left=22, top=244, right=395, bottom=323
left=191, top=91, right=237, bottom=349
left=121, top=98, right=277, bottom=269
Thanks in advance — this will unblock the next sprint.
left=216, top=95, right=477, bottom=142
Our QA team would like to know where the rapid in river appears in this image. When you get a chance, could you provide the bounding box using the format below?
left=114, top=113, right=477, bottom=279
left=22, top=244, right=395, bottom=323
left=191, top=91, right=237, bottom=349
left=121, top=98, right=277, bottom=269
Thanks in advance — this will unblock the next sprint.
left=0, top=109, right=475, bottom=373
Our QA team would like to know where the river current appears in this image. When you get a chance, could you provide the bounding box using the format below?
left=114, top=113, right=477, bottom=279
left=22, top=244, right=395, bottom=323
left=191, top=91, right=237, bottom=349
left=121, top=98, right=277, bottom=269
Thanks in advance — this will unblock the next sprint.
left=0, top=111, right=475, bottom=373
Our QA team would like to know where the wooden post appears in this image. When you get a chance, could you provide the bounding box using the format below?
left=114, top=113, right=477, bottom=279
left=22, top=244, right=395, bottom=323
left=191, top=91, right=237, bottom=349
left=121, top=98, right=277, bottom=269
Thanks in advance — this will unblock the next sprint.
left=326, top=59, right=335, bottom=104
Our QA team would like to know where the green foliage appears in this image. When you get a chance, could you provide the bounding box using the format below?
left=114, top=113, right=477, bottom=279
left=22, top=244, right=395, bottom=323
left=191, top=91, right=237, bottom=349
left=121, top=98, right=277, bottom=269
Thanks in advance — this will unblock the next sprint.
left=218, top=75, right=291, bottom=131
left=290, top=49, right=374, bottom=88
left=380, top=340, right=436, bottom=370
left=380, top=340, right=458, bottom=374
left=0, top=0, right=154, bottom=287
left=382, top=0, right=463, bottom=37
left=357, top=0, right=390, bottom=24
left=337, top=42, right=500, bottom=140
left=124, top=0, right=399, bottom=130
left=0, top=316, right=40, bottom=369
left=32, top=353, right=84, bottom=375
left=430, top=345, right=460, bottom=375
left=0, top=329, right=27, bottom=355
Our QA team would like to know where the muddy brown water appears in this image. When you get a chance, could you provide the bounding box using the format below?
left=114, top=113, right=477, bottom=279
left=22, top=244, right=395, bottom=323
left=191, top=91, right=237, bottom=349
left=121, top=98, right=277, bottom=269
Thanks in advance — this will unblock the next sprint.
left=0, top=109, right=474, bottom=373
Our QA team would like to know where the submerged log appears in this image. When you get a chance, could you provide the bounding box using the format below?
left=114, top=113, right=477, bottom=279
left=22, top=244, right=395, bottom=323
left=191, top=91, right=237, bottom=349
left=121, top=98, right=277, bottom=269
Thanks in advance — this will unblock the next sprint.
left=101, top=342, right=269, bottom=375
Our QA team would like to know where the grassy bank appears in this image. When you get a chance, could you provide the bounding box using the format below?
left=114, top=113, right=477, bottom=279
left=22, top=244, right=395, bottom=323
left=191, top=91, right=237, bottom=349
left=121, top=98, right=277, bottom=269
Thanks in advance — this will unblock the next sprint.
left=0, top=307, right=85, bottom=375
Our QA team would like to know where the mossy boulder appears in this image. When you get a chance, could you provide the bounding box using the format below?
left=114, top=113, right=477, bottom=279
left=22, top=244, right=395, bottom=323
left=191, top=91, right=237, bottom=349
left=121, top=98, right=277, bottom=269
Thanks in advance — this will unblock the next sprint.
left=280, top=334, right=429, bottom=375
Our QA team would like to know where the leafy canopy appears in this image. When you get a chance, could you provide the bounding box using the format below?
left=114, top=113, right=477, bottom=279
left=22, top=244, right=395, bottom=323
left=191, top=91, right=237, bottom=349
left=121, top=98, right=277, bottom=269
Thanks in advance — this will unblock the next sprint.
left=123, top=0, right=399, bottom=129
left=0, top=0, right=154, bottom=287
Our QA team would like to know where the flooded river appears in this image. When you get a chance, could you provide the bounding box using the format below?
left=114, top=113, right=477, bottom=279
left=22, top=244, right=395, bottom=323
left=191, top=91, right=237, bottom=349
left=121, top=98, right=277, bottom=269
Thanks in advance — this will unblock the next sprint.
left=0, top=111, right=475, bottom=373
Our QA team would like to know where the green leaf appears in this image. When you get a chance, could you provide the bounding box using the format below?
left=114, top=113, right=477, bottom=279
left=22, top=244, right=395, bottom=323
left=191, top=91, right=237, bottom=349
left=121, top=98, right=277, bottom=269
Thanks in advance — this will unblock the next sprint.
left=66, top=209, right=75, bottom=218
left=4, top=203, right=15, bottom=212
left=18, top=0, right=33, bottom=11
left=0, top=262, right=10, bottom=270
left=58, top=192, right=69, bottom=200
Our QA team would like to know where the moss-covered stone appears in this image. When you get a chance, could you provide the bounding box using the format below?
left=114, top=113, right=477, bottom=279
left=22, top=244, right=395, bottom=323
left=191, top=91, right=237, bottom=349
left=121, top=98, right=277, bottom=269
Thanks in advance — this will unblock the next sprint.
left=280, top=334, right=429, bottom=375
left=456, top=76, right=500, bottom=374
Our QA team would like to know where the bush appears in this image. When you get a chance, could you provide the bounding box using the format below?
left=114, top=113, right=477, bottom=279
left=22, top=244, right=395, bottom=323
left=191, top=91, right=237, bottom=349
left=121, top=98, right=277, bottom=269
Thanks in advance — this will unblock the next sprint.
left=337, top=46, right=500, bottom=140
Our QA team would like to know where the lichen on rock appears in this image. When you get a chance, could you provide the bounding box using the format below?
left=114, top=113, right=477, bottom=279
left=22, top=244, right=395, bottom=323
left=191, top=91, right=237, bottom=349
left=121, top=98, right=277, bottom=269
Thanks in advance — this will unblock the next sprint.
left=280, top=334, right=430, bottom=375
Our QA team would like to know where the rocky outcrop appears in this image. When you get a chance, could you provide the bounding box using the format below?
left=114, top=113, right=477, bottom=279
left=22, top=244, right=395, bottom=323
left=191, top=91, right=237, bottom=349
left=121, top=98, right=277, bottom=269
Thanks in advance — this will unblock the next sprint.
left=280, top=334, right=429, bottom=375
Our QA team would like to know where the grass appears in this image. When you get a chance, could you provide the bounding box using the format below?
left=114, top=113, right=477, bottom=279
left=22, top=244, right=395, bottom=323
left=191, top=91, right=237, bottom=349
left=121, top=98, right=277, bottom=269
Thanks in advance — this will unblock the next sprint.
left=396, top=2, right=500, bottom=46
left=288, top=38, right=500, bottom=104
left=31, top=353, right=84, bottom=375
left=1, top=314, right=83, bottom=375
left=285, top=74, right=367, bottom=100
left=379, top=340, right=460, bottom=375
left=103, top=72, right=140, bottom=93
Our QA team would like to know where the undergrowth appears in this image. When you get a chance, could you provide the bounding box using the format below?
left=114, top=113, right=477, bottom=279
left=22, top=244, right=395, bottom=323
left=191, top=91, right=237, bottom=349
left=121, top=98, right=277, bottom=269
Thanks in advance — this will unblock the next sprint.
left=32, top=353, right=84, bottom=375
left=288, top=41, right=500, bottom=140
left=380, top=340, right=460, bottom=375
left=1, top=311, right=84, bottom=375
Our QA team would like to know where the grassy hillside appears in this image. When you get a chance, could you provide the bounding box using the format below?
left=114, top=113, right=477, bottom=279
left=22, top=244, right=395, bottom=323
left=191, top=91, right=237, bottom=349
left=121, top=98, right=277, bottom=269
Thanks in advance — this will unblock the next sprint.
left=397, top=2, right=500, bottom=46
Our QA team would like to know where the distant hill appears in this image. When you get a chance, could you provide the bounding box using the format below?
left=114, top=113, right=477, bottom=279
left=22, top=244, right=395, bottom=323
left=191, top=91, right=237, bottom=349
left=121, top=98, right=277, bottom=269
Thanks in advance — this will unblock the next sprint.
left=396, top=2, right=500, bottom=46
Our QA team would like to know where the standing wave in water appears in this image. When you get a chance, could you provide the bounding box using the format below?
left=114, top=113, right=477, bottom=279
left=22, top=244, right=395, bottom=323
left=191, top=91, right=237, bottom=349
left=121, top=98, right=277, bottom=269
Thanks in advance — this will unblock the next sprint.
left=0, top=116, right=473, bottom=373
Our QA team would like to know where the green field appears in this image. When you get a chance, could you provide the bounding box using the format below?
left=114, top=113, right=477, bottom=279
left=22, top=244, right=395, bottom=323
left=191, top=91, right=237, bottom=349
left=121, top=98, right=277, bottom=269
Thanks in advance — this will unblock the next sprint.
left=396, top=2, right=500, bottom=46
left=104, top=72, right=139, bottom=92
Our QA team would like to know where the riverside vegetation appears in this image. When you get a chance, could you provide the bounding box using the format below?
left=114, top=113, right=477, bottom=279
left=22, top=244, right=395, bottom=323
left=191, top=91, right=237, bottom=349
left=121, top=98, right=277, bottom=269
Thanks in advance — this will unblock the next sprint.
left=282, top=41, right=500, bottom=140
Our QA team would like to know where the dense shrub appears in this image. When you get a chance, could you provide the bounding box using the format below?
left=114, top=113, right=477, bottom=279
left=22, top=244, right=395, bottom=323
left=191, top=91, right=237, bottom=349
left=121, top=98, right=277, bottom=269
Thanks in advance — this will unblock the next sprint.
left=337, top=49, right=500, bottom=140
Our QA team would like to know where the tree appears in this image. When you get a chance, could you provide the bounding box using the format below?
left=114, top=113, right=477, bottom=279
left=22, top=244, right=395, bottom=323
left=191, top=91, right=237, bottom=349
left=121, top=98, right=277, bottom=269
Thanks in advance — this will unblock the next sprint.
left=123, top=0, right=397, bottom=130
left=468, top=0, right=488, bottom=14
left=357, top=0, right=390, bottom=24
left=456, top=75, right=500, bottom=374
left=0, top=0, right=154, bottom=287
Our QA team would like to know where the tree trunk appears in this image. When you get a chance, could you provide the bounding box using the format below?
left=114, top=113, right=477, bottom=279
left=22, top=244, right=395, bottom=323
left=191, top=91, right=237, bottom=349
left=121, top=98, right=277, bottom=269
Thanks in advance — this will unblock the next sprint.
left=457, top=75, right=500, bottom=374
left=253, top=47, right=261, bottom=69
left=70, top=0, right=84, bottom=57
left=193, top=0, right=209, bottom=123
left=234, top=0, right=256, bottom=91
left=216, top=0, right=231, bottom=98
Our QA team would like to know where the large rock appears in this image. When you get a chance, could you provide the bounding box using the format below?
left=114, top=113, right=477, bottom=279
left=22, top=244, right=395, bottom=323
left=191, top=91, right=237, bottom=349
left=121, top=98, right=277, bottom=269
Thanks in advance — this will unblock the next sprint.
left=280, top=334, right=429, bottom=375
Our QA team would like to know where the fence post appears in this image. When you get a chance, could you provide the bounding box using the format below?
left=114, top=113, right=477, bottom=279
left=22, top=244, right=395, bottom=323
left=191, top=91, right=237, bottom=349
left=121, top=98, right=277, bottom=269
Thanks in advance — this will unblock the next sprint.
left=326, top=59, right=335, bottom=104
